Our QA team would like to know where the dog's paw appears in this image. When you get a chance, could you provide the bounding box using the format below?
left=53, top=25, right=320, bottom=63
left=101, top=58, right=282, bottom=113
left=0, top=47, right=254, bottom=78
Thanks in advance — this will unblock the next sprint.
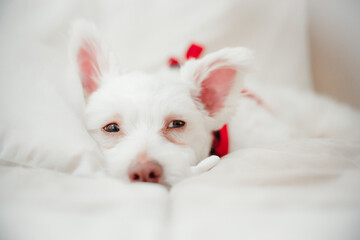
left=190, top=155, right=220, bottom=175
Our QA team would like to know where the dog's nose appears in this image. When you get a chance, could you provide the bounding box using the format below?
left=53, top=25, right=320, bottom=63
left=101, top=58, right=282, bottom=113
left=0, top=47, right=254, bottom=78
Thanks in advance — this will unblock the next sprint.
left=128, top=161, right=163, bottom=183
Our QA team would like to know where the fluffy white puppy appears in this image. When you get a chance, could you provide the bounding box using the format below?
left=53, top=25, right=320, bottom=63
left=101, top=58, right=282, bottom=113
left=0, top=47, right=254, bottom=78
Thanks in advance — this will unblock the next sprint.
left=70, top=21, right=252, bottom=186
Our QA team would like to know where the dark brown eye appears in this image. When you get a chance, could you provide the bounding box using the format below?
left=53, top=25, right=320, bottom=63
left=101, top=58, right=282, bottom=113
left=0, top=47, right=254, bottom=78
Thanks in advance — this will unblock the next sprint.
left=103, top=123, right=120, bottom=132
left=167, top=120, right=186, bottom=129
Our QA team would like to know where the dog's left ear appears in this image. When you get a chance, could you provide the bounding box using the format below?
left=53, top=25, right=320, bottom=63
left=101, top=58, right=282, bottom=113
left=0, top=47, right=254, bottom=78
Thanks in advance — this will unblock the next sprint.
left=181, top=47, right=253, bottom=130
left=69, top=20, right=117, bottom=100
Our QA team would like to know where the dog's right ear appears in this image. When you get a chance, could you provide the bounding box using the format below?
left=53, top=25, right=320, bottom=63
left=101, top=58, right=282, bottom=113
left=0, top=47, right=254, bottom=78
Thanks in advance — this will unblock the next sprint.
left=69, top=20, right=115, bottom=100
left=180, top=47, right=253, bottom=130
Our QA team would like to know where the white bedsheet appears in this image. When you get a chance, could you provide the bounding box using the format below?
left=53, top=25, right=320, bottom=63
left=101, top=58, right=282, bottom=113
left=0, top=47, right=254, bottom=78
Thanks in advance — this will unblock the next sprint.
left=1, top=139, right=360, bottom=240
left=1, top=0, right=360, bottom=240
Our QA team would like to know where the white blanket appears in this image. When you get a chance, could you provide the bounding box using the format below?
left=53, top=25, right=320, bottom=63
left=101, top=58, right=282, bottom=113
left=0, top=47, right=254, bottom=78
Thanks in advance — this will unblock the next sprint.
left=1, top=1, right=359, bottom=240
left=1, top=139, right=360, bottom=240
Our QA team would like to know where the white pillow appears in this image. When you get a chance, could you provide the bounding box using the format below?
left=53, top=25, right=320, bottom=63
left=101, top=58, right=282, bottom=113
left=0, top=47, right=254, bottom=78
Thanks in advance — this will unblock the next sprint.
left=0, top=38, right=104, bottom=175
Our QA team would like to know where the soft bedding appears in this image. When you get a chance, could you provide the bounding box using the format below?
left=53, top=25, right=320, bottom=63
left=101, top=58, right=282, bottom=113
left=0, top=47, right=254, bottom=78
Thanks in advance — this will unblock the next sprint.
left=1, top=139, right=359, bottom=240
left=1, top=0, right=360, bottom=240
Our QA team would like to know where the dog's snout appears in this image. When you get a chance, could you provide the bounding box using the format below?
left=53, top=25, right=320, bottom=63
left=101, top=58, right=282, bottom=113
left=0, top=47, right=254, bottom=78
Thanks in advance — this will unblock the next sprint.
left=128, top=161, right=163, bottom=183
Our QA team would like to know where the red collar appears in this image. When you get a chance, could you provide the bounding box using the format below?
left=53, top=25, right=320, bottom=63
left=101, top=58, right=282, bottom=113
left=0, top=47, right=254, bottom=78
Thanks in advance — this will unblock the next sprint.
left=211, top=124, right=229, bottom=157
left=210, top=90, right=271, bottom=157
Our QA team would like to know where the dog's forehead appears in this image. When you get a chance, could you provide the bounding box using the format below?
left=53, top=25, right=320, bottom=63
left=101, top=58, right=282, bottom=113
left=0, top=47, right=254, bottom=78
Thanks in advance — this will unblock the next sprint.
left=87, top=71, right=196, bottom=122
left=105, top=71, right=188, bottom=96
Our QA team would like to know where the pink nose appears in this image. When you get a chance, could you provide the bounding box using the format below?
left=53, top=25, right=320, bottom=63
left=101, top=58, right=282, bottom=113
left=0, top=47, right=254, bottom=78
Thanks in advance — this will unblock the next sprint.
left=128, top=161, right=163, bottom=183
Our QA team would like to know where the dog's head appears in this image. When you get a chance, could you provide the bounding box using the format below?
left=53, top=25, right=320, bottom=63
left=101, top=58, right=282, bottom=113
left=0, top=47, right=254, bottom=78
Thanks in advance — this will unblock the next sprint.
left=70, top=21, right=253, bottom=186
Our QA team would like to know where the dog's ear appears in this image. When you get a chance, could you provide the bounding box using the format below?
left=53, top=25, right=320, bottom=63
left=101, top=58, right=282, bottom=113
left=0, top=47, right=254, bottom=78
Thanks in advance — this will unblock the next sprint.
left=181, top=47, right=253, bottom=130
left=69, top=20, right=115, bottom=100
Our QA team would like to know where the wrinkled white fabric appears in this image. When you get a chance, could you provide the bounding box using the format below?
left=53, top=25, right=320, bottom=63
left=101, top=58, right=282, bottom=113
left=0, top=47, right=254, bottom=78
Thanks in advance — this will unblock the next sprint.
left=1, top=0, right=359, bottom=240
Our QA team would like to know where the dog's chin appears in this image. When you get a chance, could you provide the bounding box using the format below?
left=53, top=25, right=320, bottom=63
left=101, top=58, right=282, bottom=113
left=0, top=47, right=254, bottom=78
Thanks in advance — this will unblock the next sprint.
left=110, top=173, right=185, bottom=189
left=162, top=173, right=189, bottom=187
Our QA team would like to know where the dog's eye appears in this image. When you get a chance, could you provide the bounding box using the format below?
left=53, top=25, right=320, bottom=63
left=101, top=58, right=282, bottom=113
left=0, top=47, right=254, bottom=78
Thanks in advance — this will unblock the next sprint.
left=167, top=120, right=186, bottom=129
left=103, top=123, right=120, bottom=133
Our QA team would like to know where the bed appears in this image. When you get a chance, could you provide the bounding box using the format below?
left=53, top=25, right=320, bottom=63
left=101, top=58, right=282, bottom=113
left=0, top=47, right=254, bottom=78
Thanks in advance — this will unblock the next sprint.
left=1, top=1, right=359, bottom=240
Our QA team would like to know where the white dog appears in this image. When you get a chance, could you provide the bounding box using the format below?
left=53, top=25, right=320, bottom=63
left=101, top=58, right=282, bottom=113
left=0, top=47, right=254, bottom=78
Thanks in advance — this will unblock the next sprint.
left=70, top=21, right=254, bottom=186
left=70, top=21, right=359, bottom=186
